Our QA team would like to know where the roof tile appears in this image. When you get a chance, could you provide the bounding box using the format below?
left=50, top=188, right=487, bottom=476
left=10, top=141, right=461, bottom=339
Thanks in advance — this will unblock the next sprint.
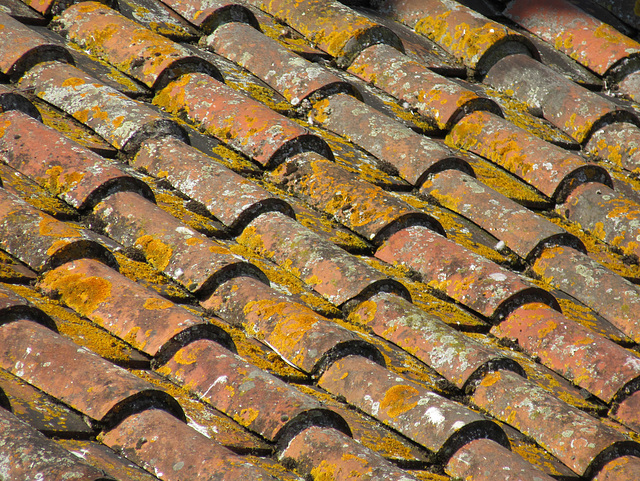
left=348, top=292, right=521, bottom=388
left=0, top=407, right=110, bottom=481
left=318, top=354, right=508, bottom=457
left=117, top=0, right=200, bottom=41
left=280, top=425, right=420, bottom=481
left=268, top=152, right=442, bottom=243
left=0, top=110, right=152, bottom=210
left=0, top=319, right=183, bottom=427
left=207, top=21, right=354, bottom=105
left=157, top=338, right=347, bottom=442
left=160, top=0, right=259, bottom=33
left=311, top=93, right=474, bottom=186
left=448, top=110, right=612, bottom=201
left=0, top=83, right=41, bottom=119
left=206, top=275, right=382, bottom=375
left=492, top=302, right=640, bottom=403
left=0, top=11, right=72, bottom=79
left=446, top=437, right=556, bottom=481
left=593, top=455, right=640, bottom=481
left=347, top=43, right=499, bottom=130
left=133, top=136, right=294, bottom=230
left=101, top=408, right=279, bottom=481
left=21, top=61, right=186, bottom=152
left=53, top=2, right=220, bottom=89
left=612, top=390, right=640, bottom=433
left=485, top=53, right=636, bottom=143
left=586, top=121, right=640, bottom=173
left=93, top=191, right=261, bottom=294
left=377, top=0, right=537, bottom=74
left=239, top=211, right=406, bottom=305
left=504, top=0, right=640, bottom=78
left=375, top=225, right=558, bottom=320
left=472, top=370, right=637, bottom=476
left=155, top=72, right=332, bottom=167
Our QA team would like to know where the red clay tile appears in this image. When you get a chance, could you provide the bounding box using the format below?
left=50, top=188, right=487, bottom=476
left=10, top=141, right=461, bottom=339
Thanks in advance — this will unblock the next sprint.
left=446, top=438, right=556, bottom=481
left=160, top=0, right=259, bottom=33
left=133, top=137, right=294, bottom=230
left=0, top=284, right=54, bottom=327
left=206, top=275, right=383, bottom=375
left=102, top=408, right=279, bottom=481
left=586, top=122, right=640, bottom=174
left=0, top=111, right=152, bottom=210
left=269, top=152, right=442, bottom=244
left=157, top=338, right=349, bottom=442
left=117, top=0, right=200, bottom=41
left=311, top=93, right=473, bottom=186
left=54, top=2, right=220, bottom=89
left=0, top=11, right=72, bottom=79
left=39, top=258, right=232, bottom=362
left=207, top=21, right=355, bottom=105
left=347, top=44, right=500, bottom=130
left=377, top=0, right=537, bottom=74
left=504, top=0, right=640, bottom=79
left=472, top=370, right=637, bottom=476
left=318, top=355, right=508, bottom=457
left=249, top=0, right=404, bottom=67
left=612, top=390, right=640, bottom=433
left=0, top=187, right=115, bottom=271
left=348, top=292, right=522, bottom=389
left=93, top=191, right=262, bottom=294
left=54, top=439, right=162, bottom=481
left=533, top=245, right=640, bottom=344
left=485, top=54, right=636, bottom=143
left=240, top=212, right=407, bottom=305
left=155, top=73, right=332, bottom=167
left=493, top=302, right=640, bottom=403
left=618, top=70, right=640, bottom=103
left=593, top=456, right=640, bottom=481
left=0, top=319, right=183, bottom=427
left=0, top=408, right=110, bottom=481
left=421, top=170, right=580, bottom=260
left=0, top=83, right=41, bottom=119
left=21, top=62, right=186, bottom=153
left=0, top=368, right=93, bottom=436
left=280, top=425, right=420, bottom=481
left=375, top=226, right=558, bottom=320
left=448, top=110, right=612, bottom=202
left=561, top=183, right=640, bottom=259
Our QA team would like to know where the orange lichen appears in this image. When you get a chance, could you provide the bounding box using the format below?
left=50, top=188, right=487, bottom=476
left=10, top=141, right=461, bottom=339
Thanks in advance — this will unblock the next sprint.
left=40, top=270, right=111, bottom=316
left=134, top=235, right=173, bottom=271
left=380, top=384, right=419, bottom=418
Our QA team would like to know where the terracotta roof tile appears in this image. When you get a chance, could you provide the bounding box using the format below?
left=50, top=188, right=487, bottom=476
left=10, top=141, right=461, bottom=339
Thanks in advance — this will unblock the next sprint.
left=593, top=455, right=640, bottom=481
left=586, top=121, right=640, bottom=173
left=0, top=10, right=72, bottom=80
left=133, top=136, right=295, bottom=231
left=0, top=407, right=111, bottom=481
left=160, top=0, right=260, bottom=33
left=21, top=61, right=186, bottom=152
left=207, top=21, right=355, bottom=105
left=0, top=83, right=42, bottom=119
left=117, top=0, right=200, bottom=41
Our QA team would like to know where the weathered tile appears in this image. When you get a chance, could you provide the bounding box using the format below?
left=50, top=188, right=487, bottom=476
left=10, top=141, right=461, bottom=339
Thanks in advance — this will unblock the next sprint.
left=160, top=0, right=260, bottom=33
left=612, top=390, right=640, bottom=433
left=0, top=408, right=108, bottom=481
left=593, top=456, right=640, bottom=481
left=375, top=226, right=558, bottom=320
left=0, top=0, right=47, bottom=24
left=54, top=2, right=220, bottom=89
left=280, top=426, right=421, bottom=481
left=318, top=355, right=508, bottom=457
left=0, top=319, right=183, bottom=427
left=348, top=292, right=522, bottom=388
left=133, top=137, right=294, bottom=231
left=377, top=0, right=536, bottom=74
left=505, top=0, right=640, bottom=79
left=101, top=408, right=279, bottom=481
left=118, top=0, right=199, bottom=40
left=268, top=152, right=442, bottom=244
left=618, top=70, right=640, bottom=104
left=156, top=338, right=348, bottom=442
left=446, top=438, right=556, bottom=481
left=239, top=212, right=407, bottom=305
left=0, top=10, right=71, bottom=79
left=348, top=44, right=499, bottom=130
left=155, top=73, right=332, bottom=167
left=206, top=21, right=354, bottom=105
left=21, top=62, right=186, bottom=153
left=586, top=122, right=640, bottom=174
left=472, top=370, right=637, bottom=476
left=447, top=110, right=612, bottom=202
left=0, top=111, right=152, bottom=210
left=311, top=93, right=473, bottom=186
left=93, top=191, right=262, bottom=294
left=0, top=83, right=41, bottom=119
left=492, top=302, right=640, bottom=403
